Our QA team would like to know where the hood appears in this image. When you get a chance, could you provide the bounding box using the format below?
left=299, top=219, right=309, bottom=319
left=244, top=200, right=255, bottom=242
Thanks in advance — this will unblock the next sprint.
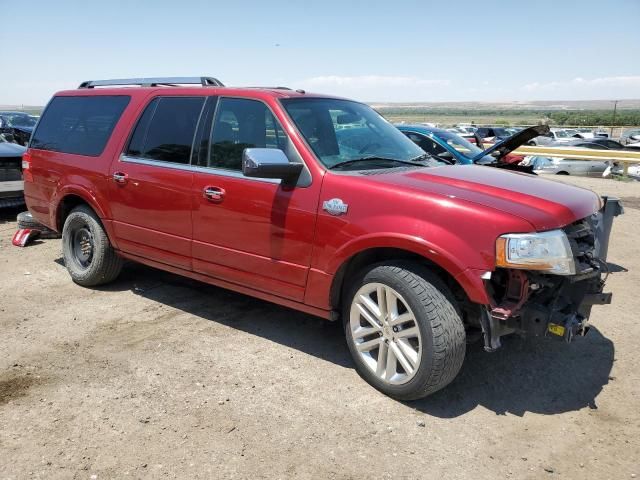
left=363, top=165, right=600, bottom=231
left=0, top=141, right=27, bottom=157
left=473, top=125, right=550, bottom=163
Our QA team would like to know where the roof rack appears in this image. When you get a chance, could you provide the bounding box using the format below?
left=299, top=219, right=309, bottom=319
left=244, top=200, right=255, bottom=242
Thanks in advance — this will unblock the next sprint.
left=78, top=77, right=225, bottom=89
left=243, top=86, right=292, bottom=90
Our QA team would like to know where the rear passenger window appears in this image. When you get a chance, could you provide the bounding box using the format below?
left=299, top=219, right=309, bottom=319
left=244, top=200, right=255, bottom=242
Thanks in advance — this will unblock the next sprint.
left=126, top=97, right=205, bottom=164
left=30, top=96, right=130, bottom=156
left=206, top=98, right=288, bottom=170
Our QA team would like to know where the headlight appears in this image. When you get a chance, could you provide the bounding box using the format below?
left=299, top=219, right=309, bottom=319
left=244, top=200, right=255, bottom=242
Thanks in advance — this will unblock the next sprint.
left=496, top=230, right=575, bottom=275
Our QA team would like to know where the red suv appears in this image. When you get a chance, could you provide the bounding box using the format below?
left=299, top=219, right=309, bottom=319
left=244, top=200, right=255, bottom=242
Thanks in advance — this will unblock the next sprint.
left=23, top=77, right=621, bottom=400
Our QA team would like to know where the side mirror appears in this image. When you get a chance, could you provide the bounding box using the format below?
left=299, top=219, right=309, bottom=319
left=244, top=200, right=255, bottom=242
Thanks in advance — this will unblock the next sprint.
left=242, top=148, right=303, bottom=184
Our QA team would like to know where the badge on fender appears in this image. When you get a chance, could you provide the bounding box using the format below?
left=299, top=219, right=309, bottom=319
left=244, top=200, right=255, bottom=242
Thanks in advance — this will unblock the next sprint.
left=323, top=198, right=348, bottom=216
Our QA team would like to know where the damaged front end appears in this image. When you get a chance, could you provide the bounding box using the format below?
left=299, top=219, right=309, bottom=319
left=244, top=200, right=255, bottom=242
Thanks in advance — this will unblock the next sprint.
left=480, top=196, right=623, bottom=352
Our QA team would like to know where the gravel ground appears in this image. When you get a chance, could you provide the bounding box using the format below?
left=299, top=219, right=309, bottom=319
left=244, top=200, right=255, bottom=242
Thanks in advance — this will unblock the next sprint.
left=0, top=175, right=638, bottom=479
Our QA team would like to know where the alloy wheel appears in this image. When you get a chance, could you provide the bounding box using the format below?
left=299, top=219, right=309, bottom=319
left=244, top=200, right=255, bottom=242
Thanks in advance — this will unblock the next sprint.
left=349, top=282, right=422, bottom=385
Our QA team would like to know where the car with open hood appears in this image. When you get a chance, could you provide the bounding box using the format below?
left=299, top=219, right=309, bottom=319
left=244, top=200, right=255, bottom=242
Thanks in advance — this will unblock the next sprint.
left=396, top=123, right=549, bottom=173
left=0, top=111, right=38, bottom=146
left=23, top=76, right=621, bottom=401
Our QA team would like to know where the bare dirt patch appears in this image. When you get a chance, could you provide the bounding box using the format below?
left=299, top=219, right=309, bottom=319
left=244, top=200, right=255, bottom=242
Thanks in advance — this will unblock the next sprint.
left=0, top=177, right=639, bottom=479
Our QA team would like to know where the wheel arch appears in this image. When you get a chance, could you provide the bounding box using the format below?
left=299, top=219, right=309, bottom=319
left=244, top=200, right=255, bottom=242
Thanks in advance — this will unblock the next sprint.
left=53, top=187, right=108, bottom=232
left=329, top=246, right=477, bottom=318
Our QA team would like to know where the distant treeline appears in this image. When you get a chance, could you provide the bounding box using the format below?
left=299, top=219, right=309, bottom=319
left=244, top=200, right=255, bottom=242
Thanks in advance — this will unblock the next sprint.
left=375, top=107, right=640, bottom=126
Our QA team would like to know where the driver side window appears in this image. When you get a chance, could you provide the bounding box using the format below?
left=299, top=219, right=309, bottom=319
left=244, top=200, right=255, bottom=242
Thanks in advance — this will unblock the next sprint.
left=207, top=98, right=288, bottom=171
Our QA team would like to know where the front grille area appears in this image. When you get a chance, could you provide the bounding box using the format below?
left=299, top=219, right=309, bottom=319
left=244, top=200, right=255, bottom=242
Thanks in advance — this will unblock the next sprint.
left=564, top=216, right=600, bottom=276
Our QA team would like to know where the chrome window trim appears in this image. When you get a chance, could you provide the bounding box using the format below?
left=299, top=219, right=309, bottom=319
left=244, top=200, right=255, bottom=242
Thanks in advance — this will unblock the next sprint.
left=119, top=154, right=281, bottom=184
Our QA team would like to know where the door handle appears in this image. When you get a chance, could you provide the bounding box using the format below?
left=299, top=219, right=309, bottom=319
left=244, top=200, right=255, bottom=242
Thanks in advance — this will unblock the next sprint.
left=112, top=171, right=128, bottom=184
left=203, top=186, right=225, bottom=202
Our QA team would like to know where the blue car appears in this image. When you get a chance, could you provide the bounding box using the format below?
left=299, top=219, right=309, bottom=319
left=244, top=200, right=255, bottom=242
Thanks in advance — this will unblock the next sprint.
left=396, top=125, right=492, bottom=165
left=395, top=124, right=548, bottom=172
left=0, top=112, right=38, bottom=146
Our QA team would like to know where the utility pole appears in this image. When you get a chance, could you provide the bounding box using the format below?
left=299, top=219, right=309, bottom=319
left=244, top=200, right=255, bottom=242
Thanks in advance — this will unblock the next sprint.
left=611, top=100, right=618, bottom=138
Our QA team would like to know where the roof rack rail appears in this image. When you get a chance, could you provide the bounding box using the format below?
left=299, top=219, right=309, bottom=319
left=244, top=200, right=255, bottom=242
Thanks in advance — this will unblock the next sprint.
left=78, top=77, right=225, bottom=89
left=243, top=86, right=292, bottom=90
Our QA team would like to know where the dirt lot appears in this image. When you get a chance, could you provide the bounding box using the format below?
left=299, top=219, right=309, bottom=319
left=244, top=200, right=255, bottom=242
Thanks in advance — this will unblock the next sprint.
left=0, top=176, right=639, bottom=479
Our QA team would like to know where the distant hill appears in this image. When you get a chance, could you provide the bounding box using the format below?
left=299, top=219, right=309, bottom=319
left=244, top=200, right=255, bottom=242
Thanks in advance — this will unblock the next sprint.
left=0, top=105, right=44, bottom=115
left=2, top=99, right=639, bottom=127
left=369, top=99, right=640, bottom=111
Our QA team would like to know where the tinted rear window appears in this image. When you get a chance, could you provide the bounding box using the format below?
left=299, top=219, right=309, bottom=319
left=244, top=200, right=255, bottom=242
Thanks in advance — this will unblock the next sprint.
left=30, top=95, right=130, bottom=156
left=125, top=97, right=205, bottom=164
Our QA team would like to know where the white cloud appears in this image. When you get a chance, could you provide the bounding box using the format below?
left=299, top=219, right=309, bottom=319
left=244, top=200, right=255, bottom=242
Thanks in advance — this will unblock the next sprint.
left=301, top=75, right=450, bottom=88
left=297, top=75, right=452, bottom=101
left=523, top=76, right=640, bottom=92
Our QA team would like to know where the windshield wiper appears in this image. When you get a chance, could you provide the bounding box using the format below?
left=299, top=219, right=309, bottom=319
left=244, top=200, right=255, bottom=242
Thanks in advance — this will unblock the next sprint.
left=328, top=156, right=429, bottom=170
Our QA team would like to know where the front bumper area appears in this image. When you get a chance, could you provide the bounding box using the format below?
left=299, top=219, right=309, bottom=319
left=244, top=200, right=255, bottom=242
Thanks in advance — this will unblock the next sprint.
left=480, top=196, right=624, bottom=352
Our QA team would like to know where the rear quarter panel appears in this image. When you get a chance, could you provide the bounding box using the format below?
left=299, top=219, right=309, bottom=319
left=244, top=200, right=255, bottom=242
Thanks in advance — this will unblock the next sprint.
left=24, top=91, right=152, bottom=233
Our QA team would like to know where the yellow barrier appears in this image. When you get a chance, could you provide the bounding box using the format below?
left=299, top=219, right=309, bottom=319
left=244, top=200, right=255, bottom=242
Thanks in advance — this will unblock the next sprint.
left=511, top=146, right=640, bottom=175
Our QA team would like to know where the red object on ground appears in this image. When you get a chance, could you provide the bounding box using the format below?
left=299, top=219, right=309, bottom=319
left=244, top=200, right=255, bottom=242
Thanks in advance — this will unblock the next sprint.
left=12, top=229, right=40, bottom=247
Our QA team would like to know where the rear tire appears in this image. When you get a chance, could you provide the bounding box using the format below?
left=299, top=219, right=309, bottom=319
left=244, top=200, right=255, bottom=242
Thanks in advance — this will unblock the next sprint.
left=62, top=205, right=122, bottom=286
left=343, top=262, right=466, bottom=400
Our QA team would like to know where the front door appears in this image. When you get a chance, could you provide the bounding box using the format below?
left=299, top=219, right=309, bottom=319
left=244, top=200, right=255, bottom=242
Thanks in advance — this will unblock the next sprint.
left=108, top=96, right=205, bottom=269
left=191, top=97, right=320, bottom=301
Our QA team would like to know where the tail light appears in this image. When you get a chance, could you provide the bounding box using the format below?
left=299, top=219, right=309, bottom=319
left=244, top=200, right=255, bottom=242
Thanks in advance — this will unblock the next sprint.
left=22, top=150, right=33, bottom=182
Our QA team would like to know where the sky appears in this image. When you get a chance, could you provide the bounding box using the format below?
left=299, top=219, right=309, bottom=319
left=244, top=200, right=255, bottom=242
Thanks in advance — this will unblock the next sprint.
left=1, top=0, right=639, bottom=105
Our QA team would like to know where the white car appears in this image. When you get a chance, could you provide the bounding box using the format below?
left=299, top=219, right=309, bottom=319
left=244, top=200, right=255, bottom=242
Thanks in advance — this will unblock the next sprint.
left=575, top=128, right=595, bottom=139
left=610, top=163, right=640, bottom=180
left=525, top=156, right=609, bottom=177
left=527, top=128, right=578, bottom=146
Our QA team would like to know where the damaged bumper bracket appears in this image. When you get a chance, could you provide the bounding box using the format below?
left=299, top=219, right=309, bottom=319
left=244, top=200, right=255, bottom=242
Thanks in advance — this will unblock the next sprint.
left=481, top=196, right=623, bottom=351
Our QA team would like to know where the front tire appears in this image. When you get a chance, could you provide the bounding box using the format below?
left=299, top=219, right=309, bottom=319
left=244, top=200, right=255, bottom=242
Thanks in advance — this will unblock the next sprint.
left=62, top=205, right=123, bottom=286
left=344, top=263, right=466, bottom=400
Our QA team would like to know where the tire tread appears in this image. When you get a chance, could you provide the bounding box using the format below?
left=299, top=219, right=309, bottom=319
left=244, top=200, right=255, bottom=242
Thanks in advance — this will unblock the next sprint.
left=62, top=205, right=122, bottom=286
left=345, top=262, right=466, bottom=400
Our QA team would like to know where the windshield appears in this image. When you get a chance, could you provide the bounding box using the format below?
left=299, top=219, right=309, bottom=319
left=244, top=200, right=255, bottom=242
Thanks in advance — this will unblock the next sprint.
left=433, top=130, right=484, bottom=159
left=3, top=114, right=37, bottom=128
left=281, top=98, right=428, bottom=169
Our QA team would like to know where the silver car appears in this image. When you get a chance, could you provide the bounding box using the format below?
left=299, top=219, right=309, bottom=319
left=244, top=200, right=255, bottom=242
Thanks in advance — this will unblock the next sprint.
left=525, top=156, right=609, bottom=177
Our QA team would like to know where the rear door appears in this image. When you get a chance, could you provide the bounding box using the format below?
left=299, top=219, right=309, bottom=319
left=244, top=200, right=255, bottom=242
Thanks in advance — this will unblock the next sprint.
left=190, top=97, right=320, bottom=301
left=108, top=96, right=205, bottom=269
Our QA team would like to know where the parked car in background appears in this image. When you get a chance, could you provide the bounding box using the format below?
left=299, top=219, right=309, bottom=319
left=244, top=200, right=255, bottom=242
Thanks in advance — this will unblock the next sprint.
left=474, top=126, right=511, bottom=142
left=0, top=112, right=38, bottom=146
left=0, top=135, right=26, bottom=208
left=564, top=137, right=627, bottom=150
left=593, top=128, right=609, bottom=138
left=564, top=128, right=587, bottom=138
left=611, top=163, right=640, bottom=179
left=574, top=128, right=594, bottom=139
left=397, top=124, right=548, bottom=172
left=527, top=128, right=582, bottom=146
left=620, top=128, right=640, bottom=145
left=453, top=125, right=477, bottom=135
left=524, top=155, right=609, bottom=177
